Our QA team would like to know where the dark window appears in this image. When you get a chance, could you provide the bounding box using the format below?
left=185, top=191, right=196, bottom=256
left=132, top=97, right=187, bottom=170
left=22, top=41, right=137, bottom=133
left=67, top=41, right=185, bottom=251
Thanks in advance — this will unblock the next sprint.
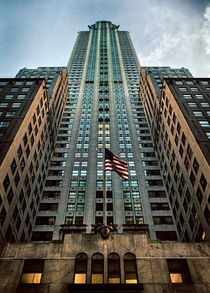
left=204, top=206, right=210, bottom=224
left=181, top=133, right=186, bottom=145
left=124, top=253, right=138, bottom=284
left=153, top=216, right=173, bottom=225
left=17, top=145, right=23, bottom=159
left=108, top=253, right=120, bottom=284
left=167, top=259, right=192, bottom=283
left=23, top=133, right=28, bottom=146
left=200, top=173, right=207, bottom=191
left=26, top=146, right=30, bottom=158
left=28, top=122, right=32, bottom=135
left=175, top=134, right=179, bottom=145
left=3, top=174, right=10, bottom=191
left=193, top=158, right=199, bottom=173
left=187, top=144, right=193, bottom=159
left=91, top=253, right=104, bottom=284
left=177, top=122, right=181, bottom=134
left=148, top=190, right=166, bottom=198
left=75, top=216, right=83, bottom=225
left=10, top=159, right=17, bottom=174
left=151, top=203, right=169, bottom=210
left=156, top=231, right=177, bottom=241
left=0, top=206, right=7, bottom=226
left=7, top=188, right=14, bottom=204
left=196, top=187, right=203, bottom=204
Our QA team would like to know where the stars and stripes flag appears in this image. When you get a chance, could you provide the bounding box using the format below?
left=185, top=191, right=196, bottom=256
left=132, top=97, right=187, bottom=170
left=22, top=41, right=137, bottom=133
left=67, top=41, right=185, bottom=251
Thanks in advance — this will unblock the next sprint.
left=105, top=148, right=129, bottom=180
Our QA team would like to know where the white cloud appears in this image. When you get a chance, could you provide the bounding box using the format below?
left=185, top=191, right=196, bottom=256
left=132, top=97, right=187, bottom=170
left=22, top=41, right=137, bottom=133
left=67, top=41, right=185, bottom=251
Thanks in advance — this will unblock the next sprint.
left=139, top=5, right=210, bottom=77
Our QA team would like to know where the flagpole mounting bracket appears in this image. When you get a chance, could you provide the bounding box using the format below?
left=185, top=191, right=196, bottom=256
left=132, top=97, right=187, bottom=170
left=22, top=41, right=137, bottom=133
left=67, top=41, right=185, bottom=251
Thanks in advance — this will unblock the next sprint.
left=91, top=223, right=118, bottom=239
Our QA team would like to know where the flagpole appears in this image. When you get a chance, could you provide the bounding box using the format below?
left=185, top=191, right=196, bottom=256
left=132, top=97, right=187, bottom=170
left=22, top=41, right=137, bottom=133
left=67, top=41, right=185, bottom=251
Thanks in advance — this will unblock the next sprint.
left=104, top=146, right=107, bottom=226
left=104, top=167, right=107, bottom=226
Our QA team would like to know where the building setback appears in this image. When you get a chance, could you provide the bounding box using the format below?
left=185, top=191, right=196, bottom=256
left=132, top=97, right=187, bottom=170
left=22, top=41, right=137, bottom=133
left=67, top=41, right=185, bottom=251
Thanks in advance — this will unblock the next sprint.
left=140, top=69, right=210, bottom=242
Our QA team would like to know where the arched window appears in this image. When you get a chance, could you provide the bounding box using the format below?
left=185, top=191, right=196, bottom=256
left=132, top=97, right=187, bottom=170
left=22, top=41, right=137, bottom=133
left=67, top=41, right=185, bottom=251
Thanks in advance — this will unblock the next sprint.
left=108, top=253, right=120, bottom=283
left=74, top=253, right=88, bottom=284
left=91, top=253, right=104, bottom=284
left=124, top=253, right=138, bottom=284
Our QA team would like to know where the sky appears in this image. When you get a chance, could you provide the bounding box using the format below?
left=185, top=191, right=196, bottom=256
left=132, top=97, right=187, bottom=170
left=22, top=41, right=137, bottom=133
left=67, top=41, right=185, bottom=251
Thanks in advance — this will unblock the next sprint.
left=1, top=0, right=210, bottom=78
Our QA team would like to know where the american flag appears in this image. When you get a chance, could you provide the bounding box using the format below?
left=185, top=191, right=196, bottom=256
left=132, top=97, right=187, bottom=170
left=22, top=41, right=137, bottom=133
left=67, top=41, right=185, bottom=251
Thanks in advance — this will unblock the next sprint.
left=105, top=148, right=129, bottom=180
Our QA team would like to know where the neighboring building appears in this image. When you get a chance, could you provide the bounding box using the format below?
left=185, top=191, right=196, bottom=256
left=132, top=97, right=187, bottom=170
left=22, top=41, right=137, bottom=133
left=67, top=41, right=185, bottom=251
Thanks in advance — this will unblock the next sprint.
left=0, top=78, right=50, bottom=242
left=0, top=70, right=68, bottom=242
left=140, top=67, right=192, bottom=139
left=0, top=233, right=210, bottom=292
left=140, top=70, right=210, bottom=242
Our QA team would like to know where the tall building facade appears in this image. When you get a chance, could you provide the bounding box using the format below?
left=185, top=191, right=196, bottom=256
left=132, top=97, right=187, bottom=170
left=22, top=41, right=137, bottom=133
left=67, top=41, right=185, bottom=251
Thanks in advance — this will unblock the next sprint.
left=26, top=20, right=178, bottom=241
left=140, top=69, right=210, bottom=242
left=0, top=69, right=68, bottom=242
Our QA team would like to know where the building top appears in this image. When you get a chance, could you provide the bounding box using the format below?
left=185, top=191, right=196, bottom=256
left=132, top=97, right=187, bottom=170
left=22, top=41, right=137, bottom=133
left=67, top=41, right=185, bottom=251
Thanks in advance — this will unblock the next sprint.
left=163, top=77, right=210, bottom=165
left=16, top=67, right=66, bottom=101
left=0, top=78, right=47, bottom=164
left=141, top=66, right=193, bottom=100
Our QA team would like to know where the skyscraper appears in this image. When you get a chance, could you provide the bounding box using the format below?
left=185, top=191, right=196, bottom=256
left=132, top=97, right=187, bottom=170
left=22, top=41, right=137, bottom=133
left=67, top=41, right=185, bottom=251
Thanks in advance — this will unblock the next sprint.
left=0, top=21, right=209, bottom=292
left=30, top=20, right=178, bottom=241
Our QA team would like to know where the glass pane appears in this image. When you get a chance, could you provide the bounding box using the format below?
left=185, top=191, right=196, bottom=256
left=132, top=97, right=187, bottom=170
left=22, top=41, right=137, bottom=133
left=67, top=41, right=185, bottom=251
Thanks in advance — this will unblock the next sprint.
left=91, top=274, right=103, bottom=284
left=21, top=273, right=42, bottom=283
left=108, top=277, right=120, bottom=283
left=170, top=273, right=183, bottom=283
left=74, top=273, right=86, bottom=284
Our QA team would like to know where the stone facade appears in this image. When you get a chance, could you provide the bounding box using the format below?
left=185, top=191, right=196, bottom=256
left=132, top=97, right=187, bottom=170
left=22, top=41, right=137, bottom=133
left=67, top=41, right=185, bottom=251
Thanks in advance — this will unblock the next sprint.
left=0, top=233, right=209, bottom=292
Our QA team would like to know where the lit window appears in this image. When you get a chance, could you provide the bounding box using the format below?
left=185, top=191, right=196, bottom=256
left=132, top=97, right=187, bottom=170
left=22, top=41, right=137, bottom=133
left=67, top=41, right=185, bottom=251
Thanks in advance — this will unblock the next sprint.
left=91, top=253, right=104, bottom=284
left=167, top=259, right=192, bottom=283
left=20, top=259, right=44, bottom=284
left=72, top=170, right=79, bottom=176
left=74, top=253, right=88, bottom=284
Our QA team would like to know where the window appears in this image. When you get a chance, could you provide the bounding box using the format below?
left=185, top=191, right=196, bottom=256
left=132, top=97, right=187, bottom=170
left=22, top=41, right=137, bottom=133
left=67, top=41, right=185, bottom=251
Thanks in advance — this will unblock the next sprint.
left=124, top=253, right=138, bottom=284
left=201, top=102, right=209, bottom=107
left=0, top=121, right=10, bottom=127
left=199, top=121, right=210, bottom=127
left=167, top=259, right=192, bottom=283
left=193, top=111, right=203, bottom=116
left=188, top=102, right=197, bottom=107
left=74, top=253, right=88, bottom=284
left=91, top=253, right=104, bottom=284
left=0, top=102, right=8, bottom=107
left=108, top=253, right=120, bottom=283
left=183, top=94, right=192, bottom=99
left=12, top=103, right=21, bottom=108
left=20, top=259, right=44, bottom=284
left=200, top=173, right=207, bottom=191
left=3, top=174, right=10, bottom=191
